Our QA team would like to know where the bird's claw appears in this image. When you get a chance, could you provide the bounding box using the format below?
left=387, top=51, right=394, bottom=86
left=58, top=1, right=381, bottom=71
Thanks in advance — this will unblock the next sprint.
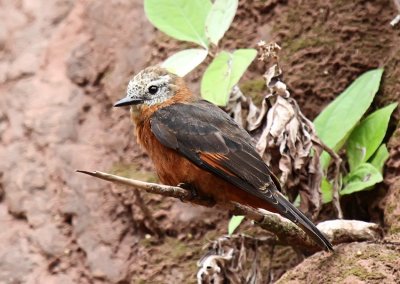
left=177, top=182, right=198, bottom=201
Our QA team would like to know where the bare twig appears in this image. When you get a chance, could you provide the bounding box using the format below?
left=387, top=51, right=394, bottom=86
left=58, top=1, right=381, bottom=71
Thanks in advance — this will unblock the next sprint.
left=229, top=203, right=319, bottom=252
left=77, top=170, right=381, bottom=253
left=311, top=137, right=343, bottom=219
left=391, top=14, right=400, bottom=26
left=391, top=0, right=400, bottom=26
left=77, top=170, right=321, bottom=252
left=76, top=170, right=215, bottom=207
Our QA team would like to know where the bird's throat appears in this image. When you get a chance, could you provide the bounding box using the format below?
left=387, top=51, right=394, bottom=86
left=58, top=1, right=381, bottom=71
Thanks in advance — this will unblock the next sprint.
left=130, top=105, right=141, bottom=116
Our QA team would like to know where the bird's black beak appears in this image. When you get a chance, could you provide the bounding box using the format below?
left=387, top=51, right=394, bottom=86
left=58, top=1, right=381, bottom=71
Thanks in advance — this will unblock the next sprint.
left=113, top=96, right=144, bottom=107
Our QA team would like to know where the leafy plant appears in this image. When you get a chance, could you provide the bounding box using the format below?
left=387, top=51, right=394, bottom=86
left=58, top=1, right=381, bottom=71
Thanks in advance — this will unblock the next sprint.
left=346, top=103, right=397, bottom=171
left=144, top=0, right=256, bottom=106
left=314, top=69, right=384, bottom=169
left=315, top=69, right=397, bottom=203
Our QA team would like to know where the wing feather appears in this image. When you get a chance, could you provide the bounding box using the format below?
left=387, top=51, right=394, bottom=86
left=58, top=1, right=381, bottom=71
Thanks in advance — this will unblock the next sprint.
left=150, top=101, right=276, bottom=195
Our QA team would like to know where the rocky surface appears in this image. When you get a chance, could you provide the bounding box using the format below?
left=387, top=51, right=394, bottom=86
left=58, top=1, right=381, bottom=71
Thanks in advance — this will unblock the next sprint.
left=0, top=0, right=154, bottom=283
left=384, top=123, right=400, bottom=240
left=277, top=242, right=400, bottom=284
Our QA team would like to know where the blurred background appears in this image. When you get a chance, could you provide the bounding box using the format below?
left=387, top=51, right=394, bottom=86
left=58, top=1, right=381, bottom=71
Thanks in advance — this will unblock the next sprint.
left=0, top=0, right=399, bottom=283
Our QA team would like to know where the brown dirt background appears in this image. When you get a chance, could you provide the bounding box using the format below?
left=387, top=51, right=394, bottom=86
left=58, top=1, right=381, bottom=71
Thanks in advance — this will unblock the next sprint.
left=0, top=0, right=399, bottom=283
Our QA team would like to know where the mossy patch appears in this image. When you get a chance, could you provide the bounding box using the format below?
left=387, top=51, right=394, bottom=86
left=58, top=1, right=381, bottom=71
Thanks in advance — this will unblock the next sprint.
left=283, top=36, right=334, bottom=54
left=375, top=250, right=400, bottom=263
left=239, top=79, right=266, bottom=106
left=386, top=204, right=396, bottom=215
left=389, top=226, right=400, bottom=236
left=136, top=236, right=203, bottom=283
left=343, top=265, right=385, bottom=281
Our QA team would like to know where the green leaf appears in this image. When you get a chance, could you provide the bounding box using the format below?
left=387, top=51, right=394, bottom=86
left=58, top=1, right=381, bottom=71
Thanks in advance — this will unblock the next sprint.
left=321, top=178, right=333, bottom=203
left=201, top=49, right=257, bottom=106
left=161, top=48, right=208, bottom=77
left=369, top=144, right=390, bottom=174
left=228, top=215, right=245, bottom=235
left=314, top=69, right=384, bottom=169
left=205, top=0, right=238, bottom=45
left=346, top=103, right=397, bottom=171
left=144, top=0, right=211, bottom=48
left=341, top=163, right=383, bottom=196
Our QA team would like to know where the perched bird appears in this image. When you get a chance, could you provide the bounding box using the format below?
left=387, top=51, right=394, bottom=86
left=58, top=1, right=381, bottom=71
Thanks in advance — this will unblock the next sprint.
left=114, top=66, right=333, bottom=251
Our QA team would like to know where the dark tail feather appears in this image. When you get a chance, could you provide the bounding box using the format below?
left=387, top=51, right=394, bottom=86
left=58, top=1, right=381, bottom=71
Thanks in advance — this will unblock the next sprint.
left=273, top=191, right=334, bottom=252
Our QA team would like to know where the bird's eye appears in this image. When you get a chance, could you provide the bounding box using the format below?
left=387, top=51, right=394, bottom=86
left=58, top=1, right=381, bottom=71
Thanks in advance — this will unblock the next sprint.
left=148, top=85, right=158, bottom=94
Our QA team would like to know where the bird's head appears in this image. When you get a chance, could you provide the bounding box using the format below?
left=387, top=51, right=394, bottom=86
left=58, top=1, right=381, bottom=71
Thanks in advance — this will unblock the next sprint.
left=114, top=66, right=186, bottom=110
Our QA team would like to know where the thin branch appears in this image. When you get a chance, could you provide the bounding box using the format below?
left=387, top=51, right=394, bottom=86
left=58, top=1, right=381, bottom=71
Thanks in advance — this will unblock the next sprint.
left=311, top=137, right=343, bottom=219
left=77, top=170, right=380, bottom=253
left=391, top=0, right=400, bottom=26
left=76, top=170, right=215, bottom=207
left=77, top=170, right=321, bottom=252
left=227, top=203, right=320, bottom=252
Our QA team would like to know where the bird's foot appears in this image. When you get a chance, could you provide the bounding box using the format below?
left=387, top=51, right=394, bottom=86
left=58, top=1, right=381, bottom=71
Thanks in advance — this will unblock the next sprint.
left=177, top=182, right=198, bottom=200
left=177, top=183, right=216, bottom=207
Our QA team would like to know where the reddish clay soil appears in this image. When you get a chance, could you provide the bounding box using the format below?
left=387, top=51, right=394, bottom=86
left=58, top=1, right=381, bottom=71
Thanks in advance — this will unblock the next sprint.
left=0, top=0, right=399, bottom=283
